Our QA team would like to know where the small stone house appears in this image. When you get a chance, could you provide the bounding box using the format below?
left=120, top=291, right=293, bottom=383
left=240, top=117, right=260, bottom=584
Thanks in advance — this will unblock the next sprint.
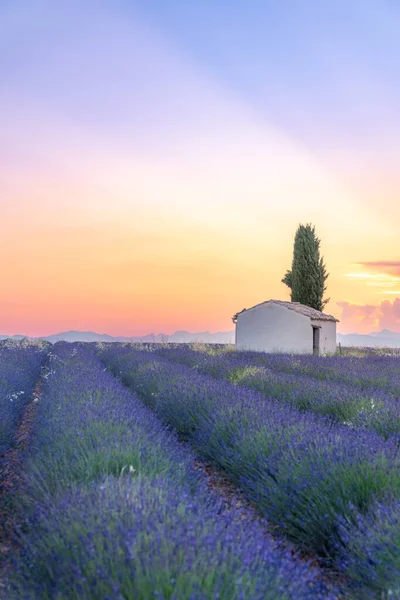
left=232, top=300, right=338, bottom=355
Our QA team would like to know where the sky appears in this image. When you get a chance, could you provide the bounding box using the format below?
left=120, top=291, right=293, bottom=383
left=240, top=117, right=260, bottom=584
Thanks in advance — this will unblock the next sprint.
left=2, top=0, right=400, bottom=336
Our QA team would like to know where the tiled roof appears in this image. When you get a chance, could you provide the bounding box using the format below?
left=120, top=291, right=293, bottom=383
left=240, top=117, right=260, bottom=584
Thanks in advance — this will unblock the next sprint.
left=233, top=300, right=339, bottom=322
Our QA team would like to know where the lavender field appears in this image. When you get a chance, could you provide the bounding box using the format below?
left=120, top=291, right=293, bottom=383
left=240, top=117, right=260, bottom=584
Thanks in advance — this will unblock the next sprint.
left=2, top=342, right=400, bottom=599
left=0, top=340, right=48, bottom=470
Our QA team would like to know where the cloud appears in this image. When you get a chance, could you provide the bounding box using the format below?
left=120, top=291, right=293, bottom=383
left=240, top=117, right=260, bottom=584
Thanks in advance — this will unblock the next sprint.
left=380, top=299, right=400, bottom=331
left=358, top=261, right=400, bottom=277
left=337, top=298, right=400, bottom=333
left=336, top=301, right=381, bottom=334
left=345, top=263, right=400, bottom=295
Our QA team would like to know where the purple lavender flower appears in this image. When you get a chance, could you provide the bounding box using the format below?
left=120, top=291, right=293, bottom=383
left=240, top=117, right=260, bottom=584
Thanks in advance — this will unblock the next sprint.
left=9, top=342, right=332, bottom=600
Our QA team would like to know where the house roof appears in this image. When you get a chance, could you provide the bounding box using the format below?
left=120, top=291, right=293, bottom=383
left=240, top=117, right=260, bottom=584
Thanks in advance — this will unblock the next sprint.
left=233, top=300, right=339, bottom=322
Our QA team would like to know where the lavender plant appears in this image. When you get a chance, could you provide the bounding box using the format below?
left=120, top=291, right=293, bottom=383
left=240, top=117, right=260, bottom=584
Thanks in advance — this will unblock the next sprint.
left=12, top=476, right=331, bottom=600
left=98, top=344, right=400, bottom=596
left=237, top=351, right=400, bottom=395
left=9, top=342, right=330, bottom=600
left=21, top=343, right=197, bottom=498
left=338, top=500, right=400, bottom=599
left=155, top=345, right=400, bottom=439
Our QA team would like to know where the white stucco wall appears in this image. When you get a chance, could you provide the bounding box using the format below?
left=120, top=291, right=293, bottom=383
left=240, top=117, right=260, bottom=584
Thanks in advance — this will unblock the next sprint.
left=311, top=319, right=337, bottom=355
left=236, top=303, right=314, bottom=353
left=235, top=303, right=337, bottom=354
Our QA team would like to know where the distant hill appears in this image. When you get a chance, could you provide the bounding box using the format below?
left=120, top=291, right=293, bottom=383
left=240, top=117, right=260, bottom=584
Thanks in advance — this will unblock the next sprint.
left=168, top=330, right=235, bottom=344
left=337, top=329, right=400, bottom=348
left=0, top=330, right=236, bottom=344
left=3, top=328, right=400, bottom=347
left=43, top=331, right=132, bottom=344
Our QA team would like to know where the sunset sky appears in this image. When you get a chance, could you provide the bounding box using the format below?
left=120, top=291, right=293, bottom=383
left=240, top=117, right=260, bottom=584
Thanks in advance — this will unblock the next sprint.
left=2, top=0, right=400, bottom=336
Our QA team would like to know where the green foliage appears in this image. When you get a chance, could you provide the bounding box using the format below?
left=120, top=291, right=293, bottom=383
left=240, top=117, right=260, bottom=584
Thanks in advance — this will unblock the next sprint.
left=281, top=270, right=293, bottom=289
left=343, top=502, right=400, bottom=599
left=282, top=223, right=329, bottom=311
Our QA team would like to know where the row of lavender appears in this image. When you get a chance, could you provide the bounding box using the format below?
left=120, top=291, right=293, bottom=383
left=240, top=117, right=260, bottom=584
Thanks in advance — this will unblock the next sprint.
left=0, top=340, right=49, bottom=460
left=98, top=343, right=400, bottom=598
left=153, top=345, right=400, bottom=440
left=231, top=349, right=400, bottom=394
left=8, top=343, right=328, bottom=599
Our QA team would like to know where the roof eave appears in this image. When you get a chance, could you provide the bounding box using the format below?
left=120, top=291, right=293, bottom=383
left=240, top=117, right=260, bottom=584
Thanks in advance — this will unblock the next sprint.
left=310, top=317, right=339, bottom=323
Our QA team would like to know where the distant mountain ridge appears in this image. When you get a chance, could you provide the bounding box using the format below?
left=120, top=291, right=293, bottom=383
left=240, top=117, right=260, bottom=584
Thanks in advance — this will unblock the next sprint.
left=2, top=329, right=400, bottom=347
left=337, top=329, right=400, bottom=348
left=0, top=329, right=236, bottom=344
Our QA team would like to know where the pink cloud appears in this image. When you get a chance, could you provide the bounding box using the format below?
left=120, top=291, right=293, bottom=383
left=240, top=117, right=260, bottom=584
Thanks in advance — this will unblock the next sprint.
left=379, top=298, right=400, bottom=331
left=359, top=261, right=400, bottom=276
left=337, top=301, right=381, bottom=334
left=337, top=298, right=400, bottom=333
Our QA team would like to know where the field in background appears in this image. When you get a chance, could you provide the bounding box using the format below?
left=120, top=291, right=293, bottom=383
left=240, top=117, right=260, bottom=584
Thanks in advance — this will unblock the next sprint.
left=338, top=345, right=400, bottom=357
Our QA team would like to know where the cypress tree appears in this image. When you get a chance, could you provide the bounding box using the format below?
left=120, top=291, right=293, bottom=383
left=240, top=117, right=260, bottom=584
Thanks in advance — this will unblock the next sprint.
left=282, top=223, right=329, bottom=311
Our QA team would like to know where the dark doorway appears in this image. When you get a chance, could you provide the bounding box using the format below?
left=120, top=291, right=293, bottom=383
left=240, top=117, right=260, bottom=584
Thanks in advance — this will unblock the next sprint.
left=312, top=326, right=320, bottom=355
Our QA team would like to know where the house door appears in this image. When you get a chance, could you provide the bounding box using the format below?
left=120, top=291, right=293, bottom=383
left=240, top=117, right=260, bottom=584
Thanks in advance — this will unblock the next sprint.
left=312, top=327, right=320, bottom=355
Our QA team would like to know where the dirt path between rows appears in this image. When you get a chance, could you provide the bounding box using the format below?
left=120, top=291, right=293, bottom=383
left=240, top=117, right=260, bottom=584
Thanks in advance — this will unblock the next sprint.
left=0, top=379, right=43, bottom=596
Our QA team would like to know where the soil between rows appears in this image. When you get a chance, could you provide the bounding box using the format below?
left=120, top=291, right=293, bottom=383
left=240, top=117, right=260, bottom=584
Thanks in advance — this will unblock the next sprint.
left=0, top=380, right=43, bottom=595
